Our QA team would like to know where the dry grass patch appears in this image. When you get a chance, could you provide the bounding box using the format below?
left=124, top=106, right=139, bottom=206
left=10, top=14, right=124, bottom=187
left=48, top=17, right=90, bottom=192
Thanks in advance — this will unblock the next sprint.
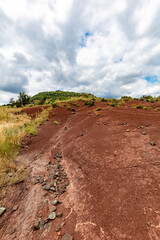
left=53, top=120, right=61, bottom=125
left=0, top=106, right=51, bottom=187
left=93, top=107, right=102, bottom=116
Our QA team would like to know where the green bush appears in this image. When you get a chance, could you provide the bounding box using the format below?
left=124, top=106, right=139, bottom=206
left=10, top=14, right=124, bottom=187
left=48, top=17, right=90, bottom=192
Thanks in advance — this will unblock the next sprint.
left=136, top=105, right=144, bottom=109
left=52, top=102, right=58, bottom=108
left=84, top=100, right=95, bottom=106
left=121, top=96, right=132, bottom=101
left=95, top=107, right=102, bottom=111
left=101, top=98, right=107, bottom=102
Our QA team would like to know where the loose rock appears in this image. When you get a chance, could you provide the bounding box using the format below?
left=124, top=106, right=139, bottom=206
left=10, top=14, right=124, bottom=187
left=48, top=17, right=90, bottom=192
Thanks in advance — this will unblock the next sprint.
left=52, top=199, right=59, bottom=206
left=48, top=212, right=56, bottom=220
left=13, top=205, right=19, bottom=211
left=55, top=225, right=61, bottom=232
left=57, top=212, right=62, bottom=218
left=142, top=132, right=147, bottom=135
left=50, top=205, right=56, bottom=212
left=43, top=184, right=51, bottom=191
left=50, top=187, right=56, bottom=192
left=33, top=219, right=40, bottom=230
left=150, top=141, right=156, bottom=146
left=0, top=207, right=6, bottom=216
left=62, top=233, right=74, bottom=240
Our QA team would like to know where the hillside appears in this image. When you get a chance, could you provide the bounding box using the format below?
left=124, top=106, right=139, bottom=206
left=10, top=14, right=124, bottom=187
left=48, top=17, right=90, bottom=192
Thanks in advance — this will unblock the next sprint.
left=31, top=90, right=95, bottom=102
left=0, top=99, right=160, bottom=239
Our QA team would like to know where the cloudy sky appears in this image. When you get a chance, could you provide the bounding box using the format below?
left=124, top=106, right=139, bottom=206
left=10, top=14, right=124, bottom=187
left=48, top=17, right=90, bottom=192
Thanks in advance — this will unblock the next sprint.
left=0, top=0, right=160, bottom=104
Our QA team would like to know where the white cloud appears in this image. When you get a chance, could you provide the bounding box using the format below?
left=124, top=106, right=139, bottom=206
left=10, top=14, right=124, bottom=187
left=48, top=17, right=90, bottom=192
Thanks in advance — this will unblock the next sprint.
left=0, top=0, right=160, bottom=105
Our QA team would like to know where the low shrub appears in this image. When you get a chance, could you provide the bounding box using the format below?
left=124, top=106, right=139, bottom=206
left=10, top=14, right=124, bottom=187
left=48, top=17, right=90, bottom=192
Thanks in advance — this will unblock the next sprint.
left=84, top=100, right=95, bottom=106
left=101, top=98, right=107, bottom=102
left=110, top=102, right=118, bottom=107
left=95, top=107, right=102, bottom=111
left=143, top=107, right=151, bottom=110
left=121, top=96, right=132, bottom=101
left=136, top=105, right=144, bottom=109
left=52, top=102, right=58, bottom=108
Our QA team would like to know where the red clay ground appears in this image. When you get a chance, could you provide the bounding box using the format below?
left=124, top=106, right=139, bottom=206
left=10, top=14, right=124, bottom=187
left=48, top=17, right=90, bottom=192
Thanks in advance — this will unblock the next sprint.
left=1, top=100, right=160, bottom=240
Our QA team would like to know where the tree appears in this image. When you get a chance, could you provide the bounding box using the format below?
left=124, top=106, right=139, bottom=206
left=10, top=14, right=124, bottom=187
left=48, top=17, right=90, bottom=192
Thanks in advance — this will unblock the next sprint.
left=9, top=98, right=15, bottom=107
left=17, top=92, right=30, bottom=106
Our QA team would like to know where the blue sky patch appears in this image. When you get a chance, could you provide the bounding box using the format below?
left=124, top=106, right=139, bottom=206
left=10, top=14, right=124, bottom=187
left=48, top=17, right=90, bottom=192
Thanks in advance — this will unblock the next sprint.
left=80, top=31, right=92, bottom=47
left=145, top=75, right=158, bottom=83
left=85, top=32, right=91, bottom=37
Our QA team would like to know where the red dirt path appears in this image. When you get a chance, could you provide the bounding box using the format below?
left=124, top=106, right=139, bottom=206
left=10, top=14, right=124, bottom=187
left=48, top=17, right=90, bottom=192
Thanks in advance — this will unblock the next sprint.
left=1, top=101, right=160, bottom=240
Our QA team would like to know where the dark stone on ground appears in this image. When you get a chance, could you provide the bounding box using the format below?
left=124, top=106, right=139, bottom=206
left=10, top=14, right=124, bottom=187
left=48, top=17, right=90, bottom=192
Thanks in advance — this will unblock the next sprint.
left=52, top=199, right=59, bottom=206
left=62, top=233, right=74, bottom=240
left=57, top=212, right=62, bottom=217
left=33, top=219, right=40, bottom=230
left=43, top=184, right=51, bottom=191
left=142, top=132, right=147, bottom=135
left=55, top=225, right=61, bottom=232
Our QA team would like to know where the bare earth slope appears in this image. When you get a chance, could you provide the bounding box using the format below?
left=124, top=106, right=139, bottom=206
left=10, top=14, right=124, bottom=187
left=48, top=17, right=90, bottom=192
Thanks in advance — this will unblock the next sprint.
left=1, top=101, right=160, bottom=240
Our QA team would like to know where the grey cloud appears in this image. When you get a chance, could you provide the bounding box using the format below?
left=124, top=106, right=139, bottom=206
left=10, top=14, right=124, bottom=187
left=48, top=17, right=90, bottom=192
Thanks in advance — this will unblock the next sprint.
left=117, top=0, right=141, bottom=40
left=116, top=73, right=142, bottom=84
left=13, top=52, right=28, bottom=64
left=0, top=0, right=160, bottom=103
left=0, top=55, right=28, bottom=94
left=1, top=76, right=27, bottom=93
left=0, top=10, right=12, bottom=47
left=146, top=52, right=160, bottom=66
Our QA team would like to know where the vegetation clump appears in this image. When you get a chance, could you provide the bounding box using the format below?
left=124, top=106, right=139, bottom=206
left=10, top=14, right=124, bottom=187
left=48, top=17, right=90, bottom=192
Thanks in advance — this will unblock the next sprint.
left=95, top=107, right=102, bottom=111
left=0, top=105, right=51, bottom=187
left=136, top=105, right=144, bottom=109
left=121, top=96, right=132, bottom=101
left=84, top=100, right=95, bottom=106
left=10, top=92, right=30, bottom=107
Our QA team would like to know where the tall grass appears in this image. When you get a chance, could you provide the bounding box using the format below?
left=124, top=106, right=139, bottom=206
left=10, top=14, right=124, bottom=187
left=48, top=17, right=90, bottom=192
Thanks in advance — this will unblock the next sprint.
left=0, top=106, right=51, bottom=187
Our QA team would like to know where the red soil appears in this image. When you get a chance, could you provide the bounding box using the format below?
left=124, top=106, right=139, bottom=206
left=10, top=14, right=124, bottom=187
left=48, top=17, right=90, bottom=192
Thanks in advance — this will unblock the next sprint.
left=1, top=101, right=160, bottom=240
left=22, top=105, right=50, bottom=117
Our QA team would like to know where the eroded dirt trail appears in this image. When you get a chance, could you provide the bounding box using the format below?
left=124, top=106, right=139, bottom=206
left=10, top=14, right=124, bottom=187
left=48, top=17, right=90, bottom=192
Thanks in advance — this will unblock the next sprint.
left=1, top=102, right=160, bottom=240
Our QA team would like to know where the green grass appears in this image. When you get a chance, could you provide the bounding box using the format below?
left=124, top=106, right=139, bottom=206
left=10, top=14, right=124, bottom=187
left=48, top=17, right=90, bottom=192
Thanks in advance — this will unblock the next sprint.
left=24, top=124, right=37, bottom=136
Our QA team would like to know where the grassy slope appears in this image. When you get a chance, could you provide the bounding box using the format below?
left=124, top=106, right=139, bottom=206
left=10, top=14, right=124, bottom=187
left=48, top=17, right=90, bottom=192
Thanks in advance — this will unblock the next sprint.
left=31, top=90, right=95, bottom=102
left=0, top=106, right=51, bottom=187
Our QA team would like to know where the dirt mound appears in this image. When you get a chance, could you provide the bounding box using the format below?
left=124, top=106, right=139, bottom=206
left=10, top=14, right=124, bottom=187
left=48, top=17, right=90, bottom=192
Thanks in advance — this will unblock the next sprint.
left=1, top=101, right=160, bottom=240
left=22, top=105, right=50, bottom=117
